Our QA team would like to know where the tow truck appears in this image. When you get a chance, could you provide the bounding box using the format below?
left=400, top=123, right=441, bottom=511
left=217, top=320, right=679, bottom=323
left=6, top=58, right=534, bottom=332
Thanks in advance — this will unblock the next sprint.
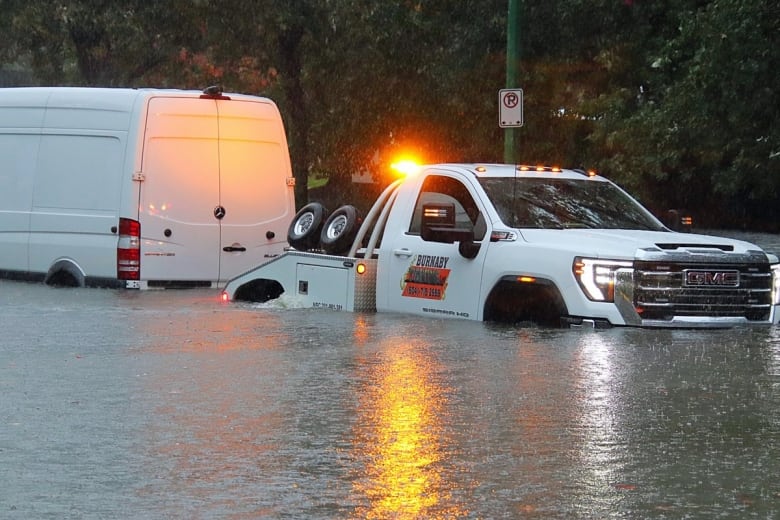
left=223, top=164, right=780, bottom=328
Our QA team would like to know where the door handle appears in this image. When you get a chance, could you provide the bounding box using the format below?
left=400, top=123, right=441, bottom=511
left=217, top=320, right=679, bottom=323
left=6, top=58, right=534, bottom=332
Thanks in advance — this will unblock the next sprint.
left=223, top=245, right=247, bottom=252
left=393, top=248, right=413, bottom=257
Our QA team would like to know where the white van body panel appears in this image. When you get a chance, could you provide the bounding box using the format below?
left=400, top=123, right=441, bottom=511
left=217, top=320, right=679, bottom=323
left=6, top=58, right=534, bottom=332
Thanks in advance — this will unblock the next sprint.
left=0, top=87, right=295, bottom=287
left=139, top=96, right=222, bottom=282
left=28, top=88, right=132, bottom=281
left=0, top=89, right=48, bottom=274
left=215, top=97, right=296, bottom=279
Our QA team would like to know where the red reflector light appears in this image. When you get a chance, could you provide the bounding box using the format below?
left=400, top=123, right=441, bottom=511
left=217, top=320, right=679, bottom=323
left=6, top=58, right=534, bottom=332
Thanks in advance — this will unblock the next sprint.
left=117, top=217, right=141, bottom=280
left=119, top=218, right=140, bottom=236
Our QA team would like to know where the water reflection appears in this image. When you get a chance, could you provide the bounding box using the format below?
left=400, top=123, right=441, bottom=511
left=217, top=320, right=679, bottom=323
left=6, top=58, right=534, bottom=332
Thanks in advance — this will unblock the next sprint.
left=134, top=305, right=292, bottom=517
left=351, top=338, right=463, bottom=519
left=766, top=326, right=780, bottom=378
left=131, top=292, right=283, bottom=353
left=478, top=328, right=586, bottom=516
left=352, top=314, right=371, bottom=347
left=5, top=281, right=780, bottom=518
left=575, top=333, right=625, bottom=492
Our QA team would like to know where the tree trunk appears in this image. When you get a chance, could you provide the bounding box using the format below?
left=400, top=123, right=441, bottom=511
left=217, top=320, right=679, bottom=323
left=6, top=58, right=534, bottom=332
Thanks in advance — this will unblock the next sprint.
left=278, top=25, right=310, bottom=209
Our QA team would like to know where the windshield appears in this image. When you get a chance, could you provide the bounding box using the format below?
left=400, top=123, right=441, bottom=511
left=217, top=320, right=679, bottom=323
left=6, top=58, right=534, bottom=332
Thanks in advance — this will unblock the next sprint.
left=478, top=177, right=665, bottom=230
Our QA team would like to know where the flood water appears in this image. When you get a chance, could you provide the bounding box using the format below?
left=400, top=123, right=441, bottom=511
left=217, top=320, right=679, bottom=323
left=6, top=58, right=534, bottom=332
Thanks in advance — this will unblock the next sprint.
left=1, top=230, right=780, bottom=519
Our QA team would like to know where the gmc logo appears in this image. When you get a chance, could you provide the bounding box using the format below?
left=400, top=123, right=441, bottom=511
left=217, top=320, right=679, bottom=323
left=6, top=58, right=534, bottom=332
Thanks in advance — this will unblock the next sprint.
left=683, top=270, right=740, bottom=287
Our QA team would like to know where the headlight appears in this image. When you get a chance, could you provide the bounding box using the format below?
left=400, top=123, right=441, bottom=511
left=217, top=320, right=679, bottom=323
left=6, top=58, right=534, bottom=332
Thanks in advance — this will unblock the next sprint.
left=573, top=257, right=633, bottom=302
left=772, top=263, right=780, bottom=305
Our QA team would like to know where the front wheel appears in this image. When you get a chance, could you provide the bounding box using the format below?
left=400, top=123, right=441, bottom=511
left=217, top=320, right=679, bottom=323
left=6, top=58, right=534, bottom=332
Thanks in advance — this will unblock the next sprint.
left=287, top=202, right=328, bottom=251
left=320, top=205, right=360, bottom=255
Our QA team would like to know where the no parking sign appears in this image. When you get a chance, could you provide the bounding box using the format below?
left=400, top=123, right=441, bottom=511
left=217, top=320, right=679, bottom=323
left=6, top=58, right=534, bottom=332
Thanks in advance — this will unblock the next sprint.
left=499, top=88, right=523, bottom=127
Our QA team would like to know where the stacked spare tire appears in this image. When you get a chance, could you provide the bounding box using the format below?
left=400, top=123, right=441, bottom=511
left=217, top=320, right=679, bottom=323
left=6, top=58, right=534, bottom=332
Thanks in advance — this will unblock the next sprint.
left=286, top=203, right=361, bottom=255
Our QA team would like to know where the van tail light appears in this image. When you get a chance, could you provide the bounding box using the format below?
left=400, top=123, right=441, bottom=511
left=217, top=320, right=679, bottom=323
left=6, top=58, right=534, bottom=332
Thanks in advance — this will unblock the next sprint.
left=117, top=218, right=141, bottom=280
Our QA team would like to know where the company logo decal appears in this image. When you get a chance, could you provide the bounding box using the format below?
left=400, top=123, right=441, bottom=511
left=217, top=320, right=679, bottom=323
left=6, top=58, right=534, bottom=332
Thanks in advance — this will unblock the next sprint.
left=683, top=269, right=740, bottom=287
left=401, top=255, right=451, bottom=300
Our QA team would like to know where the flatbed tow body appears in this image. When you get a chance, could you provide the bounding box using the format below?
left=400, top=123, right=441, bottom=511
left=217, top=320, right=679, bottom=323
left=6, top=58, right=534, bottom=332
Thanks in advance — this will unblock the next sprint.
left=226, top=251, right=378, bottom=312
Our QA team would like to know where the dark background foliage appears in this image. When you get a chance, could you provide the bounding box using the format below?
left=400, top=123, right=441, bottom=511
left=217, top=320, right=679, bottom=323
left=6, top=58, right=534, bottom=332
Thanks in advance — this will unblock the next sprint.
left=1, top=0, right=777, bottom=229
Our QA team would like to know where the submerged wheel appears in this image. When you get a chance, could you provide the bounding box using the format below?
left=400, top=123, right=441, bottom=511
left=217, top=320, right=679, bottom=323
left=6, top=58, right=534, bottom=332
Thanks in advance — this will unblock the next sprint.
left=320, top=205, right=360, bottom=255
left=287, top=202, right=328, bottom=250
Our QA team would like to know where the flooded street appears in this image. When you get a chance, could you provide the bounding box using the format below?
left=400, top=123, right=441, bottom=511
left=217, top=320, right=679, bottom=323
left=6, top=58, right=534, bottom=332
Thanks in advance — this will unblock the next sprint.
left=2, top=230, right=780, bottom=519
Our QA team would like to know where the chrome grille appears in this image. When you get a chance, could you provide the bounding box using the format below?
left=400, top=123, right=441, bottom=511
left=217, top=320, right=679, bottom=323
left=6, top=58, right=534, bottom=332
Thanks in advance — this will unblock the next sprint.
left=634, top=261, right=773, bottom=321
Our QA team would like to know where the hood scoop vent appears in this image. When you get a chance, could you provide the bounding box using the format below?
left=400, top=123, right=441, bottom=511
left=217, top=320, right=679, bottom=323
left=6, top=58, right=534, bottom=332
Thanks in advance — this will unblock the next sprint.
left=655, top=243, right=734, bottom=252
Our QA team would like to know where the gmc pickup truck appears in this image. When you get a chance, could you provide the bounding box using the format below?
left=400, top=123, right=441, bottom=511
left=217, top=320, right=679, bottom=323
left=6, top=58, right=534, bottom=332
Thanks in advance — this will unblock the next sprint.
left=223, top=164, right=780, bottom=328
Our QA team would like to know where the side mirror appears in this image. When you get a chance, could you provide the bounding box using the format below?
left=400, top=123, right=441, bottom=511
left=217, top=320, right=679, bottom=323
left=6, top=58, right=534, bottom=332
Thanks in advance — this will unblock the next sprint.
left=420, top=202, right=481, bottom=259
left=663, top=209, right=693, bottom=232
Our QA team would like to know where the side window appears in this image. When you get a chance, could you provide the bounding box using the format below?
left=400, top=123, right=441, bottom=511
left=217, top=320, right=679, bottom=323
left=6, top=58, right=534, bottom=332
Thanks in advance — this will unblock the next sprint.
left=409, top=175, right=486, bottom=240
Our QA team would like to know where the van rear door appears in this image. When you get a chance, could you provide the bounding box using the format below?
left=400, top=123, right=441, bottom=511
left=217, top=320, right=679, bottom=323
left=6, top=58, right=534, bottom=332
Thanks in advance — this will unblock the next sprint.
left=139, top=97, right=221, bottom=284
left=215, top=99, right=294, bottom=282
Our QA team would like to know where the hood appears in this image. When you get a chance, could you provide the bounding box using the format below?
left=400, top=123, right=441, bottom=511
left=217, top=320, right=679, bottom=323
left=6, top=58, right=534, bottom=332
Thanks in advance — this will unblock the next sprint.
left=517, top=228, right=767, bottom=259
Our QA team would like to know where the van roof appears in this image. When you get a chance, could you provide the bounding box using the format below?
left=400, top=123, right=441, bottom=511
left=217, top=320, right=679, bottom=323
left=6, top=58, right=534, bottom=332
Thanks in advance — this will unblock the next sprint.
left=0, top=86, right=273, bottom=111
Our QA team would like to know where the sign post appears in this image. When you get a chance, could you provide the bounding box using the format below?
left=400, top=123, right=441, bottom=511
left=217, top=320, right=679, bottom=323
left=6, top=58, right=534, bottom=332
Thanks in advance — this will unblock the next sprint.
left=503, top=0, right=520, bottom=164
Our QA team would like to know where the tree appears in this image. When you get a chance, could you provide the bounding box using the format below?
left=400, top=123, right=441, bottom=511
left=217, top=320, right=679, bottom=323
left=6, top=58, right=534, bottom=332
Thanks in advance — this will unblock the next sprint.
left=3, top=0, right=777, bottom=227
left=1, top=1, right=175, bottom=85
left=587, top=0, right=780, bottom=227
left=304, top=1, right=507, bottom=188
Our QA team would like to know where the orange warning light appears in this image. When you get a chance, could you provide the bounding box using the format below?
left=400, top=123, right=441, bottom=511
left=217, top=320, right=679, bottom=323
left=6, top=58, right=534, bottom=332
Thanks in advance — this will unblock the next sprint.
left=390, top=159, right=421, bottom=177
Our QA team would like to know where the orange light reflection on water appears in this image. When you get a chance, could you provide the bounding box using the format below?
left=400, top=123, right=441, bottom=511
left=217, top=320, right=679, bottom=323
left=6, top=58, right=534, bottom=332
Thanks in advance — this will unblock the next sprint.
left=352, top=340, right=465, bottom=519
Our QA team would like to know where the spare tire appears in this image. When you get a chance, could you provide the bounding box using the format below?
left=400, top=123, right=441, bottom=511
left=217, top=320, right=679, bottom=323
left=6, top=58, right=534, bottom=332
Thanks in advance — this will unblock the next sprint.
left=287, top=202, right=328, bottom=251
left=320, top=205, right=360, bottom=255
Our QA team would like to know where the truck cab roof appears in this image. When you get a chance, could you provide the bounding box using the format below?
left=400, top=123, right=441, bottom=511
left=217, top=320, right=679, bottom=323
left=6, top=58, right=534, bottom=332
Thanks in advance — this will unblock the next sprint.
left=422, top=163, right=605, bottom=182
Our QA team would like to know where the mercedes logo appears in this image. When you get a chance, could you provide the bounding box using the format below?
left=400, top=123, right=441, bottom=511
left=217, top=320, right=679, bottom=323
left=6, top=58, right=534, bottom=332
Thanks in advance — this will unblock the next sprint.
left=214, top=205, right=226, bottom=220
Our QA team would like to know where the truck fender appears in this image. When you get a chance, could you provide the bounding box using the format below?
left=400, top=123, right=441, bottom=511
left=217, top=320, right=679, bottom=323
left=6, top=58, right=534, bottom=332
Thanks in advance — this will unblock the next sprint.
left=483, top=276, right=568, bottom=327
left=287, top=203, right=328, bottom=251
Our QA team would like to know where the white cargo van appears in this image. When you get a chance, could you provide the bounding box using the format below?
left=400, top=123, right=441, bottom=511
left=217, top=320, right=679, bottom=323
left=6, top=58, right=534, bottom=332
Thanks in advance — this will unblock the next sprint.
left=0, top=86, right=296, bottom=288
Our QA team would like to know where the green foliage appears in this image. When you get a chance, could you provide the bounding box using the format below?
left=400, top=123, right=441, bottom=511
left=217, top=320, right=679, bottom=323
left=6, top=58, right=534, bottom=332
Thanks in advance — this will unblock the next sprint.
left=1, top=0, right=777, bottom=227
left=587, top=0, right=779, bottom=226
